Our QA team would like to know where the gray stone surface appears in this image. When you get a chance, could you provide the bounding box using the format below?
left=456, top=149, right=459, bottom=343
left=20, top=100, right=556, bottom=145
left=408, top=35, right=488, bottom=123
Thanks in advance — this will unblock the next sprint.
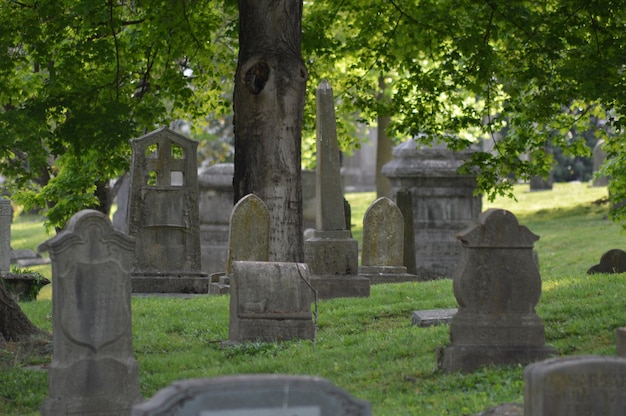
left=304, top=81, right=369, bottom=299
left=229, top=261, right=315, bottom=343
left=440, top=209, right=557, bottom=373
left=226, top=194, right=270, bottom=274
left=618, top=327, right=626, bottom=358
left=112, top=173, right=130, bottom=232
left=127, top=127, right=209, bottom=293
left=198, top=163, right=234, bottom=276
left=382, top=139, right=482, bottom=279
left=38, top=210, right=142, bottom=415
left=412, top=308, right=457, bottom=327
left=396, top=188, right=417, bottom=275
left=587, top=248, right=626, bottom=274
left=529, top=175, right=553, bottom=191
left=132, top=374, right=372, bottom=416
left=0, top=197, right=10, bottom=274
left=592, top=139, right=609, bottom=187
left=524, top=355, right=626, bottom=415
left=359, top=197, right=420, bottom=284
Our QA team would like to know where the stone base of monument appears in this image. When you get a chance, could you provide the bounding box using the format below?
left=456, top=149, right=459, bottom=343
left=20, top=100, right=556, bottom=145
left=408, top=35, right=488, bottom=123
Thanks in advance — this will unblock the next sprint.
left=359, top=265, right=422, bottom=285
left=229, top=261, right=315, bottom=343
left=131, top=272, right=210, bottom=294
left=208, top=272, right=230, bottom=295
left=42, top=358, right=143, bottom=415
left=439, top=345, right=558, bottom=373
left=309, top=275, right=370, bottom=299
left=617, top=327, right=626, bottom=358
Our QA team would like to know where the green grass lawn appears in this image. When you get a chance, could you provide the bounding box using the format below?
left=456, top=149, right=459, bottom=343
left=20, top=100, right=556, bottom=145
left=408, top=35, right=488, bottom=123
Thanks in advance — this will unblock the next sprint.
left=3, top=181, right=625, bottom=415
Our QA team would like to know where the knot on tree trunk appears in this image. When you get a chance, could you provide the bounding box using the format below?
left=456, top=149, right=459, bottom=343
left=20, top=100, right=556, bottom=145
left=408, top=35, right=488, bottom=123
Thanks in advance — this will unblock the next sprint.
left=244, top=61, right=270, bottom=95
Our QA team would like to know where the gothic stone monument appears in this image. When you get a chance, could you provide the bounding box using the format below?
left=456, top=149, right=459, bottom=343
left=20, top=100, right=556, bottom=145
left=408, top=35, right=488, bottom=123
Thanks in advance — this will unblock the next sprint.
left=132, top=374, right=372, bottom=416
left=38, top=210, right=142, bottom=415
left=304, top=80, right=370, bottom=299
left=382, top=139, right=482, bottom=279
left=127, top=127, right=209, bottom=293
left=440, top=208, right=556, bottom=373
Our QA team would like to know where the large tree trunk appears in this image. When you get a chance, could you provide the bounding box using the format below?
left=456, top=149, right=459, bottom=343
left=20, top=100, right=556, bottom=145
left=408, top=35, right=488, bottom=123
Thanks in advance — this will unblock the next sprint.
left=233, top=0, right=308, bottom=262
left=0, top=278, right=43, bottom=344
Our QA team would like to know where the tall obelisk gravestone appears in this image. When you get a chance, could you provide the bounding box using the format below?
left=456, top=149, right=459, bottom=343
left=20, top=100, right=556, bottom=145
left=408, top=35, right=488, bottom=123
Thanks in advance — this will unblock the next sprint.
left=304, top=80, right=370, bottom=299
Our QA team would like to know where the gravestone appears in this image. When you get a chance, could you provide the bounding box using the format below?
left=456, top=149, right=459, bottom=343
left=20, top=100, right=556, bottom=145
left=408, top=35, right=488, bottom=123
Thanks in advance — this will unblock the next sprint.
left=524, top=355, right=626, bottom=415
left=617, top=327, right=626, bottom=358
left=229, top=261, right=315, bottom=343
left=38, top=210, right=142, bottom=415
left=440, top=208, right=557, bottom=373
left=382, top=139, right=482, bottom=279
left=210, top=193, right=270, bottom=294
left=359, top=197, right=419, bottom=284
left=396, top=188, right=417, bottom=275
left=10, top=248, right=50, bottom=267
left=592, top=139, right=609, bottom=187
left=586, top=248, right=626, bottom=274
left=411, top=308, right=457, bottom=327
left=0, top=197, right=10, bottom=275
left=132, top=374, right=372, bottom=416
left=302, top=169, right=317, bottom=230
left=304, top=80, right=369, bottom=299
left=127, top=127, right=209, bottom=293
left=198, top=163, right=234, bottom=276
left=529, top=175, right=553, bottom=191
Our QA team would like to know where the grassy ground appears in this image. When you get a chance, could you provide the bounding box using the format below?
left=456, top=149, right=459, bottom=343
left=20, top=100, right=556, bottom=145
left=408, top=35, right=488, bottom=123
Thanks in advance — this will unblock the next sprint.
left=3, top=181, right=625, bottom=415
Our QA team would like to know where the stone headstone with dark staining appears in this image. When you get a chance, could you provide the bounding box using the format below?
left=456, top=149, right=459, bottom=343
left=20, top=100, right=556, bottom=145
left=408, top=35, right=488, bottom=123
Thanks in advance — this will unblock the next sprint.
left=382, top=139, right=482, bottom=279
left=132, top=374, right=372, bottom=416
left=396, top=188, right=417, bottom=275
left=359, top=197, right=419, bottom=284
left=127, top=127, right=209, bottom=293
left=229, top=261, right=315, bottom=343
left=617, top=327, right=626, bottom=358
left=39, top=210, right=142, bottom=415
left=440, top=208, right=557, bottom=373
left=304, top=80, right=370, bottom=299
left=524, top=356, right=626, bottom=416
left=587, top=248, right=626, bottom=274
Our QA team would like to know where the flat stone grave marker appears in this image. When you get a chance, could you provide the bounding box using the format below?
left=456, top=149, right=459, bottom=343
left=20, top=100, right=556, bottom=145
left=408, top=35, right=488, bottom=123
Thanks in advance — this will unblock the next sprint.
left=587, top=248, right=626, bottom=274
left=38, top=209, right=142, bottom=415
left=412, top=308, right=458, bottom=327
left=132, top=374, right=372, bottom=416
left=524, top=355, right=626, bottom=415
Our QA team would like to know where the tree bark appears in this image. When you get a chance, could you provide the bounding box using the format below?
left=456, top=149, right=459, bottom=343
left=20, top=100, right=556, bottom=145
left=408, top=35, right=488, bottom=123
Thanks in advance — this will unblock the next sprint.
left=0, top=277, right=43, bottom=344
left=234, top=0, right=308, bottom=262
left=376, top=77, right=393, bottom=198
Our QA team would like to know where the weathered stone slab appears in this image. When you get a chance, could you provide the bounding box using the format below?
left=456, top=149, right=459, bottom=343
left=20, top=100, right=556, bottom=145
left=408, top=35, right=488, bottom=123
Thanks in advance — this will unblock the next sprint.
left=199, top=163, right=234, bottom=276
left=592, top=139, right=609, bottom=187
left=229, top=261, right=314, bottom=343
left=132, top=374, right=372, bottom=416
left=440, top=209, right=557, bottom=373
left=39, top=210, right=142, bottom=415
left=412, top=308, right=457, bottom=327
left=226, top=194, right=270, bottom=274
left=524, top=355, right=626, bottom=415
left=396, top=188, right=417, bottom=275
left=128, top=127, right=209, bottom=293
left=587, top=248, right=626, bottom=274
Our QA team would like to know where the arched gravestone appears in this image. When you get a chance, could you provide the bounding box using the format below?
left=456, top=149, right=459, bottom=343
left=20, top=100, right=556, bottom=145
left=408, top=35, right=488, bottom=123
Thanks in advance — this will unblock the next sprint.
left=128, top=127, right=209, bottom=293
left=38, top=210, right=142, bottom=415
left=382, top=139, right=482, bottom=279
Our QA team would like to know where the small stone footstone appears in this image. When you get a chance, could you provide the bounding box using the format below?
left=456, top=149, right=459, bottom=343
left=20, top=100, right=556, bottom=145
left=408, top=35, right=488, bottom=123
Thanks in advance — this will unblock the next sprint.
left=473, top=403, right=523, bottom=416
left=411, top=309, right=457, bottom=327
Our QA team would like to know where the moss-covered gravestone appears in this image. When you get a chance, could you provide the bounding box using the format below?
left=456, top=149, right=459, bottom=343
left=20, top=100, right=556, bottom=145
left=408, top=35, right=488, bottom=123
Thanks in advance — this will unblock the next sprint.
left=440, top=208, right=557, bottom=373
